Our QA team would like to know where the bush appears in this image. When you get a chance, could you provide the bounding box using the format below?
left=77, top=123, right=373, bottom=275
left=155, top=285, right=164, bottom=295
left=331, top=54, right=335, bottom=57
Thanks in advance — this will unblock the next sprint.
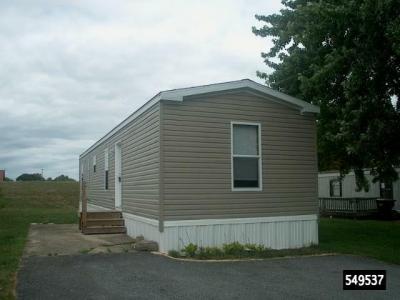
left=222, top=242, right=246, bottom=256
left=197, top=246, right=224, bottom=259
left=168, top=250, right=180, bottom=258
left=183, top=243, right=198, bottom=257
left=171, top=241, right=322, bottom=260
left=243, top=243, right=267, bottom=257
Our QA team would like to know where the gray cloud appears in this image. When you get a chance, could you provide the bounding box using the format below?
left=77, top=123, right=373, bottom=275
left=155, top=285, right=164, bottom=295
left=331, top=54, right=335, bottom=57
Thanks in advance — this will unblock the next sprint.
left=0, top=0, right=281, bottom=179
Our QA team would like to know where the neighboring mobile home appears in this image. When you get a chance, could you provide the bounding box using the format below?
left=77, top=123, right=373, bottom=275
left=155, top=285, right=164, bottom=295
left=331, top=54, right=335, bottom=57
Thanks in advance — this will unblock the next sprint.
left=79, top=79, right=320, bottom=252
left=318, top=170, right=400, bottom=211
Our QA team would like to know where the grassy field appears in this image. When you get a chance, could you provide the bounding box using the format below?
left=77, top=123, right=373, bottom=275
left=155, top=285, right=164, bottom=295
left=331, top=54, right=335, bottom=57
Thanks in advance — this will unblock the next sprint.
left=0, top=181, right=79, bottom=300
left=319, top=217, right=400, bottom=264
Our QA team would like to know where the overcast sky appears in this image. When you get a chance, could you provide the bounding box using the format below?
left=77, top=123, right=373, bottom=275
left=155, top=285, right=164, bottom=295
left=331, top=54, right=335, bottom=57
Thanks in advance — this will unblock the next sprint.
left=0, top=0, right=282, bottom=180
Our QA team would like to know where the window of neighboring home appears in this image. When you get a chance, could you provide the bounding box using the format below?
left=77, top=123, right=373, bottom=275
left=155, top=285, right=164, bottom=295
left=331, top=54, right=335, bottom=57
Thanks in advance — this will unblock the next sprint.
left=329, top=178, right=342, bottom=197
left=93, top=155, right=96, bottom=173
left=104, top=149, right=109, bottom=190
left=379, top=181, right=393, bottom=199
left=231, top=122, right=262, bottom=191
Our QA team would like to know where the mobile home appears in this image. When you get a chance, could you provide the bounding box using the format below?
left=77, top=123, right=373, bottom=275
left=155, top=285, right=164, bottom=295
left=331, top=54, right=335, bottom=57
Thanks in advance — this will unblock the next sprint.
left=318, top=170, right=400, bottom=211
left=80, top=79, right=320, bottom=252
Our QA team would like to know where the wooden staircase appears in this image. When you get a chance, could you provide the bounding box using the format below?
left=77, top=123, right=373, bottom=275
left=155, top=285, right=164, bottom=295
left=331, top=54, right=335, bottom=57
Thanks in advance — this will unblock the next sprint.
left=80, top=211, right=127, bottom=235
left=79, top=181, right=127, bottom=235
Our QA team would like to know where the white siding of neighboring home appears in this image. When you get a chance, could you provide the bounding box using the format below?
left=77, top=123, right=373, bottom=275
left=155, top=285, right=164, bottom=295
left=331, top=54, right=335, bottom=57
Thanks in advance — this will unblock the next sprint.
left=318, top=170, right=400, bottom=210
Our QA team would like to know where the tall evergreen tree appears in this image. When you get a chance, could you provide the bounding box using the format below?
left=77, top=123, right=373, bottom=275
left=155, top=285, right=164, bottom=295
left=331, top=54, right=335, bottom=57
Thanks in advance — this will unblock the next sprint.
left=253, top=0, right=400, bottom=190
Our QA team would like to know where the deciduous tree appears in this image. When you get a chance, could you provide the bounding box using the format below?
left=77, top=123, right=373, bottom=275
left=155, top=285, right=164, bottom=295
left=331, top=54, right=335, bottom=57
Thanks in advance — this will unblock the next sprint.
left=253, top=0, right=400, bottom=190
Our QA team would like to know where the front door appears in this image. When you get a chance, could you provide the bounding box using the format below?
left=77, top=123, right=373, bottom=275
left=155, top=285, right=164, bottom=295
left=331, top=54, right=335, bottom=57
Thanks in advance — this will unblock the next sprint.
left=114, top=143, right=122, bottom=209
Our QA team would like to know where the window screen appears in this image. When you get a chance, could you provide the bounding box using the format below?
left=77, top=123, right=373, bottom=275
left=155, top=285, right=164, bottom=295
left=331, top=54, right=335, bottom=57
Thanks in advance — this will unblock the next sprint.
left=232, top=123, right=261, bottom=189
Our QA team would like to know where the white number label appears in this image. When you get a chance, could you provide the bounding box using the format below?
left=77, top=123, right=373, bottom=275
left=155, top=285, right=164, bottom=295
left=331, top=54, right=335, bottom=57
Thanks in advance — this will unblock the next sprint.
left=343, top=271, right=386, bottom=290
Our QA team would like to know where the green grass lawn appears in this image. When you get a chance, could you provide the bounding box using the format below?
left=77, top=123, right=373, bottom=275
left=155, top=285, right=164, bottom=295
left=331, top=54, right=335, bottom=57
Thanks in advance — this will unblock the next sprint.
left=319, top=217, right=400, bottom=264
left=0, top=181, right=79, bottom=300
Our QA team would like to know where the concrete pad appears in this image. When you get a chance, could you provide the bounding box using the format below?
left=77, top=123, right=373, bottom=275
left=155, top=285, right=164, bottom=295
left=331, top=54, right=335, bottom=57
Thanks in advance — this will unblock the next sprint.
left=24, top=223, right=135, bottom=256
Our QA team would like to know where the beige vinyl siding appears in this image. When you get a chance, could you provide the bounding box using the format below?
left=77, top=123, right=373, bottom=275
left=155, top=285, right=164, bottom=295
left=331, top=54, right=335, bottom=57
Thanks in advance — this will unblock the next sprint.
left=161, top=91, right=318, bottom=221
left=80, top=103, right=160, bottom=219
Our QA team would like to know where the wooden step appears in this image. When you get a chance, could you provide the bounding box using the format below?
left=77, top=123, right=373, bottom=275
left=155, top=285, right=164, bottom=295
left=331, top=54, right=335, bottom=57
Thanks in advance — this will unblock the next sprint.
left=86, top=218, right=125, bottom=227
left=85, top=211, right=123, bottom=220
left=82, top=226, right=127, bottom=235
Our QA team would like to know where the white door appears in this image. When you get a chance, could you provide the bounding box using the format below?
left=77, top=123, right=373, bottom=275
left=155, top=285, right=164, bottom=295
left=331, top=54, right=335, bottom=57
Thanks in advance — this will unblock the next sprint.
left=114, top=143, right=122, bottom=209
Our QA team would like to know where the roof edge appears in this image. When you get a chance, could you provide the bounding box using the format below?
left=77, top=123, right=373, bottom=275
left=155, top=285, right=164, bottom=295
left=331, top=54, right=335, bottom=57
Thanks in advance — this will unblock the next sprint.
left=159, top=79, right=320, bottom=114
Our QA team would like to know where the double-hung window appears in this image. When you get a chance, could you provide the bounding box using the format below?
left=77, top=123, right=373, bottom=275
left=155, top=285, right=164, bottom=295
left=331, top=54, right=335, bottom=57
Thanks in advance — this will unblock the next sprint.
left=231, top=122, right=262, bottom=191
left=104, top=149, right=109, bottom=190
left=93, top=155, right=97, bottom=173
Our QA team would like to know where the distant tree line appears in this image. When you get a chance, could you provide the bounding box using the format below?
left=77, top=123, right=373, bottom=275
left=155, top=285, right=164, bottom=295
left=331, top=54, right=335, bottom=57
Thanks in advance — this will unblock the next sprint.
left=15, top=173, right=76, bottom=182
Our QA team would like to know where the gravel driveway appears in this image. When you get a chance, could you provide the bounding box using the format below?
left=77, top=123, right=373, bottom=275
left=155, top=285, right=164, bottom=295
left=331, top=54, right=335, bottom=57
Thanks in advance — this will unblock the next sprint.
left=17, top=253, right=400, bottom=299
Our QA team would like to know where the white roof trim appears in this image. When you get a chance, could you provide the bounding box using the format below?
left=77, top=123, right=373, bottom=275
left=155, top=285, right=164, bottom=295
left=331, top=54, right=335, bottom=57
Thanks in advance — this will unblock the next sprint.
left=80, top=79, right=319, bottom=158
left=160, top=79, right=319, bottom=114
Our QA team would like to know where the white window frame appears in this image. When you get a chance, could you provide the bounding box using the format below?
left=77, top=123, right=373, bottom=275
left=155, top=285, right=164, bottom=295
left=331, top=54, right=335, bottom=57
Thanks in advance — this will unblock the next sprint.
left=104, top=148, right=109, bottom=190
left=231, top=121, right=262, bottom=192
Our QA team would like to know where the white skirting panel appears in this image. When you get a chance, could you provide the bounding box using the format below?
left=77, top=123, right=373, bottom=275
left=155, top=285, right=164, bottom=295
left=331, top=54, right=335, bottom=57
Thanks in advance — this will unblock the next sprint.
left=89, top=207, right=318, bottom=253
left=158, top=215, right=318, bottom=253
left=123, top=213, right=160, bottom=245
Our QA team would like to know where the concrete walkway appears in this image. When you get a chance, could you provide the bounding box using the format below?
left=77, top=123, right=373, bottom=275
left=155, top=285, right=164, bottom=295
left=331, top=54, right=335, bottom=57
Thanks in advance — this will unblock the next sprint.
left=24, top=224, right=135, bottom=256
left=17, top=253, right=400, bottom=300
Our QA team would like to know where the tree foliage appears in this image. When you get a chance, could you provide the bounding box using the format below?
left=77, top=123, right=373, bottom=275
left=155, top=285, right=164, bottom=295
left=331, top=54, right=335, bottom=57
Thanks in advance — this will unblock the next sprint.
left=253, top=0, right=400, bottom=190
left=53, top=175, right=75, bottom=182
left=16, top=173, right=45, bottom=181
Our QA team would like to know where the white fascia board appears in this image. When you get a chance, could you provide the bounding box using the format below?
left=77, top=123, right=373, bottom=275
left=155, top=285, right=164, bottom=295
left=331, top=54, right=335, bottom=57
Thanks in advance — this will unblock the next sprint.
left=159, top=79, right=320, bottom=114
left=80, top=79, right=320, bottom=157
